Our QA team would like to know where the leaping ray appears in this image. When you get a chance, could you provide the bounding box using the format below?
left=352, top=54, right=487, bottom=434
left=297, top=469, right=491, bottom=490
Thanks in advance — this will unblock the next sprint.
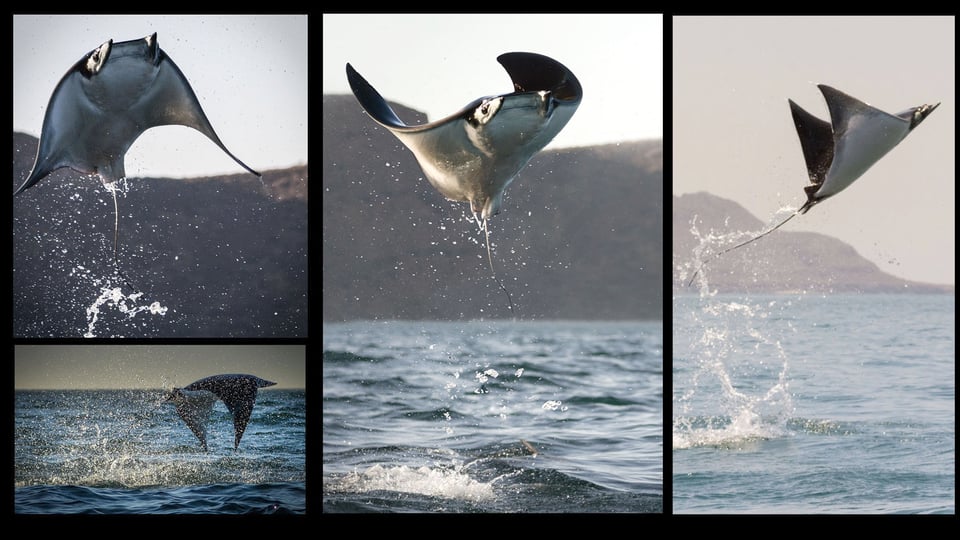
left=14, top=33, right=261, bottom=288
left=164, top=374, right=276, bottom=450
left=346, top=53, right=583, bottom=315
left=687, top=84, right=938, bottom=286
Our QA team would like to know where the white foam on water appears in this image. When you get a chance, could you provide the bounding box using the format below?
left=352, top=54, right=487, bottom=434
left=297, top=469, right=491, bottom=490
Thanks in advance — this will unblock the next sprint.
left=330, top=464, right=496, bottom=502
left=541, top=400, right=565, bottom=411
left=673, top=408, right=789, bottom=450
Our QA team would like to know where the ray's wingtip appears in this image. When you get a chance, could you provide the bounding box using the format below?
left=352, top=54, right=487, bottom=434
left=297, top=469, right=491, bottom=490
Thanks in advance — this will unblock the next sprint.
left=13, top=173, right=38, bottom=196
left=345, top=63, right=360, bottom=80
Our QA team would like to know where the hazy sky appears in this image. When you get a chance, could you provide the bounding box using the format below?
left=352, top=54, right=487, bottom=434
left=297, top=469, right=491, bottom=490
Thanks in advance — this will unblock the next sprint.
left=323, top=13, right=663, bottom=147
left=13, top=14, right=307, bottom=179
left=674, top=16, right=954, bottom=286
left=15, top=345, right=305, bottom=389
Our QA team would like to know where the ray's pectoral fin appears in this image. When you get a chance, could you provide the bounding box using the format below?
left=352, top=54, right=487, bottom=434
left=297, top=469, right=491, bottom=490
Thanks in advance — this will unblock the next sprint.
left=218, top=386, right=259, bottom=449
left=497, top=52, right=583, bottom=103
left=139, top=37, right=261, bottom=178
left=345, top=63, right=409, bottom=130
left=172, top=390, right=217, bottom=451
left=789, top=98, right=834, bottom=203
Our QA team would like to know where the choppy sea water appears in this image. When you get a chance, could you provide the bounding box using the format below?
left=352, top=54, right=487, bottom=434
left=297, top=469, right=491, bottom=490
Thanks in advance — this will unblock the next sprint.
left=15, top=389, right=306, bottom=514
left=323, top=320, right=663, bottom=513
left=673, top=293, right=954, bottom=514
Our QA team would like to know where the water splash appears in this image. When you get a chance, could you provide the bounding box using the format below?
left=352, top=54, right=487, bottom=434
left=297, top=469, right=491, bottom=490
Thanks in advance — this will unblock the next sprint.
left=71, top=182, right=170, bottom=336
left=327, top=463, right=496, bottom=502
left=83, top=273, right=168, bottom=338
left=674, top=292, right=794, bottom=450
left=541, top=400, right=566, bottom=411
left=675, top=214, right=797, bottom=448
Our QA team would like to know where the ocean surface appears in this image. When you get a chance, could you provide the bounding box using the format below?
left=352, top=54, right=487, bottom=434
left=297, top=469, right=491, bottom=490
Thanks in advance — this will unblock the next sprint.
left=323, top=320, right=662, bottom=513
left=14, top=389, right=306, bottom=514
left=673, top=292, right=954, bottom=514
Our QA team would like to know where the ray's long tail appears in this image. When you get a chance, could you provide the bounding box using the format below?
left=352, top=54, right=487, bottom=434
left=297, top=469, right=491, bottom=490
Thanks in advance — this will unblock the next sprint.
left=108, top=185, right=140, bottom=293
left=481, top=218, right=516, bottom=317
left=686, top=210, right=801, bottom=287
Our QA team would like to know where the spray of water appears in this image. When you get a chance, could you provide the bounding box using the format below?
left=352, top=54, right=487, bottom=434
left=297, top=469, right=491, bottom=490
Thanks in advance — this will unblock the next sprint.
left=80, top=180, right=169, bottom=337
left=674, top=219, right=795, bottom=449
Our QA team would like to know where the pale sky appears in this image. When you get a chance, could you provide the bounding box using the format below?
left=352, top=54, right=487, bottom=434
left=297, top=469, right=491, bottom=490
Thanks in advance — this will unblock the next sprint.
left=13, top=14, right=307, bottom=179
left=15, top=345, right=305, bottom=389
left=674, top=16, right=954, bottom=286
left=323, top=13, right=663, bottom=147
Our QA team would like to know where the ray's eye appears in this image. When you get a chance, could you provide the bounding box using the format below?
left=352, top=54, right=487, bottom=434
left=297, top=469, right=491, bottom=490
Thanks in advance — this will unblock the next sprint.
left=472, top=97, right=502, bottom=125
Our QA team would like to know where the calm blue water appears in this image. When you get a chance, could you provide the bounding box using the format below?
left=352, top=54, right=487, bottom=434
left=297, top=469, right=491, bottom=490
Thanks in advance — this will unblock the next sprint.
left=323, top=320, right=662, bottom=513
left=673, top=293, right=954, bottom=514
left=15, top=389, right=306, bottom=514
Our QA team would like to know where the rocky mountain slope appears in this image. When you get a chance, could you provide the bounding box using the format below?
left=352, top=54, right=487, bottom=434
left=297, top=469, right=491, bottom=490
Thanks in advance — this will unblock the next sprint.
left=673, top=191, right=952, bottom=294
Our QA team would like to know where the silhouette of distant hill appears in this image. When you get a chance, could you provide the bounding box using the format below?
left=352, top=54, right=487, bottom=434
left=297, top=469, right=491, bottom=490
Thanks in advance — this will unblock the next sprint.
left=323, top=94, right=663, bottom=321
left=673, top=191, right=953, bottom=293
left=13, top=131, right=307, bottom=337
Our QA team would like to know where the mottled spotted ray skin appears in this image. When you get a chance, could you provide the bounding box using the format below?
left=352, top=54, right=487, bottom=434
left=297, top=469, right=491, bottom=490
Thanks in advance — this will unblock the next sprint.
left=165, top=374, right=276, bottom=451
